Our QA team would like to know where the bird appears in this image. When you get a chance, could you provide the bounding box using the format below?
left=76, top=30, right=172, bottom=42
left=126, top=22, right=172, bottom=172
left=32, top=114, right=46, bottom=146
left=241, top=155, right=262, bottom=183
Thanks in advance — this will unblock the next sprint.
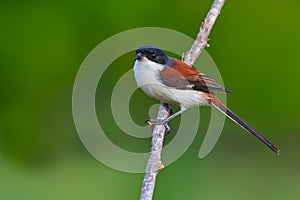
left=133, top=46, right=279, bottom=154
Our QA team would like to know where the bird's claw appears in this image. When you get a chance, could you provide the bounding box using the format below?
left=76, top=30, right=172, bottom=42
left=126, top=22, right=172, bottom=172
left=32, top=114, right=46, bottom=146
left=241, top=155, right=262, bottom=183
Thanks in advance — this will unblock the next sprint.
left=145, top=119, right=171, bottom=133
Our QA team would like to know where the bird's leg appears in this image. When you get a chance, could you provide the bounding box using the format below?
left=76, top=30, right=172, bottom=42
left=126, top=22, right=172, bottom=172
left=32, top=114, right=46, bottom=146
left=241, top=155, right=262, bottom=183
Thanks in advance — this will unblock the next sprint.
left=163, top=103, right=173, bottom=116
left=164, top=105, right=188, bottom=122
left=146, top=105, right=188, bottom=132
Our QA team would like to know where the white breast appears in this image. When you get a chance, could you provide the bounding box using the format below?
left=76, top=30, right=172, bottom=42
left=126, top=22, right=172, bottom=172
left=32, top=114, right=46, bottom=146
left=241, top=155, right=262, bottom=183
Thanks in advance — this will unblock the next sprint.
left=133, top=60, right=208, bottom=106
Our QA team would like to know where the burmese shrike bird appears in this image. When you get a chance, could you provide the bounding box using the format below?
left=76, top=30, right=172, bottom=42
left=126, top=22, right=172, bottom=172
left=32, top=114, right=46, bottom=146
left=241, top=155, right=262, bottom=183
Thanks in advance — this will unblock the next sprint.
left=133, top=46, right=279, bottom=154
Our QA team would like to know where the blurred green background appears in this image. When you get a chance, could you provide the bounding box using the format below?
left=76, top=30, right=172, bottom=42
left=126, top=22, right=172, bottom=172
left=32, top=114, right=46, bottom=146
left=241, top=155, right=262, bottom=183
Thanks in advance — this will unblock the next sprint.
left=1, top=0, right=300, bottom=199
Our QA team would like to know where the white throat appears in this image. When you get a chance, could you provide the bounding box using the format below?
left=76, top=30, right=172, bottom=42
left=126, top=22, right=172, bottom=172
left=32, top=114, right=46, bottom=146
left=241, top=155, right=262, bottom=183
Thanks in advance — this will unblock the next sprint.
left=133, top=59, right=164, bottom=88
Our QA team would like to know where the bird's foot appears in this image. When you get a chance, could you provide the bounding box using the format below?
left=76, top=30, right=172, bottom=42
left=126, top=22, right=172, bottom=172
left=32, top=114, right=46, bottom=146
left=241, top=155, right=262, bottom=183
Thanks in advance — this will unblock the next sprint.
left=145, top=118, right=170, bottom=133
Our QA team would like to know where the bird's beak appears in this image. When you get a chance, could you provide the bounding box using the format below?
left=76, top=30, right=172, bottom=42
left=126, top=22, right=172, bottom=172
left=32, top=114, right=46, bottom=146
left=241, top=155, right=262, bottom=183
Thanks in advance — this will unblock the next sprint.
left=135, top=52, right=143, bottom=60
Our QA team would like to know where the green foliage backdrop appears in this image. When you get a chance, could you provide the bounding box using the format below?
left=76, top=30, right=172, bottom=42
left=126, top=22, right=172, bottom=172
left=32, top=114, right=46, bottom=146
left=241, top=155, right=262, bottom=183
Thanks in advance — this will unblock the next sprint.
left=0, top=0, right=299, bottom=199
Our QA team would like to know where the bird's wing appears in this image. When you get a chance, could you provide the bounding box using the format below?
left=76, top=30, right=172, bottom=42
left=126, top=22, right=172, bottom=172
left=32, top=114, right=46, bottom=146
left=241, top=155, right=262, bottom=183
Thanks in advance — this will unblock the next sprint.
left=159, top=59, right=231, bottom=94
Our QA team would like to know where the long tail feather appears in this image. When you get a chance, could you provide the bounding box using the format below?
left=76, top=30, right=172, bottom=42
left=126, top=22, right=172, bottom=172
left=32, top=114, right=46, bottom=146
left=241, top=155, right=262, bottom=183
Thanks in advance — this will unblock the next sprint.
left=210, top=95, right=279, bottom=154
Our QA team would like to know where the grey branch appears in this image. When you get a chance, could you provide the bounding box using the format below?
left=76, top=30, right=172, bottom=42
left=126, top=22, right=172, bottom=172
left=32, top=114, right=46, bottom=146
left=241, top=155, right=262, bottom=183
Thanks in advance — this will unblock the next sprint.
left=140, top=103, right=171, bottom=200
left=140, top=1, right=226, bottom=200
left=183, top=0, right=226, bottom=66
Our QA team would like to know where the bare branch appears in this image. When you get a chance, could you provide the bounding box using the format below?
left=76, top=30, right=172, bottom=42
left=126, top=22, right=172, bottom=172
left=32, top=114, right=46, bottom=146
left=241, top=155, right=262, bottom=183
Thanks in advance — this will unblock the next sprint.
left=183, top=0, right=226, bottom=66
left=140, top=1, right=226, bottom=199
left=140, top=103, right=171, bottom=200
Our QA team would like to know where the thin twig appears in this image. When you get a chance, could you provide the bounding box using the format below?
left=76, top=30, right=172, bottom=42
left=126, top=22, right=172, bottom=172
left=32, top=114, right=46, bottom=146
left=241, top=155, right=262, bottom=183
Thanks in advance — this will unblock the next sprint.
left=140, top=103, right=171, bottom=200
left=140, top=1, right=226, bottom=199
left=183, top=0, right=226, bottom=66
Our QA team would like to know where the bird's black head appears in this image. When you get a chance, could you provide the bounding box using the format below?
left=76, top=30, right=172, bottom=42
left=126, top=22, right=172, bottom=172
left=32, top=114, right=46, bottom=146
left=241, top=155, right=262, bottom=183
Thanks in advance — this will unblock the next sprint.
left=135, top=46, right=170, bottom=65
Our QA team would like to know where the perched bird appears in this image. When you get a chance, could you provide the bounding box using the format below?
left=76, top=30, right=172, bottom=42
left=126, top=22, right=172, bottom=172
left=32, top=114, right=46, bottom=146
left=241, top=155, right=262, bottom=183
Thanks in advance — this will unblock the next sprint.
left=133, top=46, right=279, bottom=154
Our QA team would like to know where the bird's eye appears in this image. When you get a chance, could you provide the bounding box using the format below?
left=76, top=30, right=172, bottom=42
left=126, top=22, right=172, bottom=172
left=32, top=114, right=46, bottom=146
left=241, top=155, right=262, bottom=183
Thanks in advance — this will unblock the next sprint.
left=151, top=53, right=157, bottom=59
